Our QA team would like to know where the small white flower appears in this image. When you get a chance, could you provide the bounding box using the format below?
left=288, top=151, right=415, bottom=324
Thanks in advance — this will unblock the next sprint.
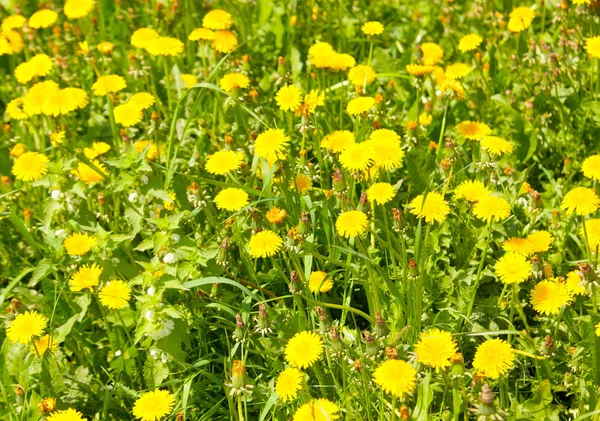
left=55, top=229, right=66, bottom=236
left=115, top=350, right=122, bottom=357
left=128, top=192, right=138, bottom=202
left=51, top=189, right=62, bottom=200
left=145, top=310, right=154, bottom=320
left=140, top=174, right=149, bottom=185
left=172, top=234, right=180, bottom=243
left=147, top=286, right=155, bottom=296
left=163, top=253, right=177, bottom=264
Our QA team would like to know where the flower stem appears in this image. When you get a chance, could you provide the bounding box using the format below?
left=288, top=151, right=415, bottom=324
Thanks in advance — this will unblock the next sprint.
left=464, top=219, right=493, bottom=325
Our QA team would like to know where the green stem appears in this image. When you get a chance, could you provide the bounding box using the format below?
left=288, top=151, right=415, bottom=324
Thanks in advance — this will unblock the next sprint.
left=464, top=219, right=494, bottom=325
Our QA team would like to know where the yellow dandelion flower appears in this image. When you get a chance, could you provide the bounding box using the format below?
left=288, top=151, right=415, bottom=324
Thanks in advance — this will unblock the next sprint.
left=373, top=359, right=417, bottom=398
left=361, top=21, right=384, bottom=36
left=336, top=210, right=368, bottom=238
left=275, top=367, right=303, bottom=402
left=114, top=103, right=144, bottom=127
left=308, top=42, right=335, bottom=68
left=9, top=143, right=25, bottom=158
left=46, top=408, right=86, bottom=421
left=64, top=0, right=95, bottom=19
left=266, top=207, right=287, bottom=225
left=303, top=89, right=325, bottom=112
left=98, top=280, right=131, bottom=309
left=565, top=271, right=586, bottom=296
left=189, top=27, right=215, bottom=41
left=347, top=96, right=375, bottom=115
left=15, top=54, right=53, bottom=84
left=308, top=271, right=333, bottom=293
left=454, top=180, right=491, bottom=203
left=202, top=9, right=233, bottom=30
left=134, top=140, right=160, bottom=160
left=583, top=218, right=600, bottom=251
left=92, top=74, right=126, bottom=96
left=339, top=142, right=376, bottom=172
left=508, top=7, right=535, bottom=33
left=285, top=331, right=323, bottom=369
left=495, top=252, right=532, bottom=284
left=97, top=41, right=114, bottom=54
left=145, top=36, right=184, bottom=56
left=409, top=192, right=450, bottom=224
left=131, top=27, right=160, bottom=49
left=211, top=30, right=238, bottom=53
left=31, top=335, right=57, bottom=357
left=480, top=135, right=514, bottom=156
left=456, top=121, right=492, bottom=140
left=445, top=63, right=471, bottom=80
left=7, top=311, right=47, bottom=344
left=69, top=264, right=102, bottom=291
left=71, top=160, right=107, bottom=184
left=0, top=29, right=23, bottom=54
left=440, top=79, right=466, bottom=100
left=180, top=74, right=198, bottom=88
left=290, top=174, right=313, bottom=194
left=582, top=155, right=600, bottom=180
left=254, top=128, right=290, bottom=166
left=458, top=33, right=483, bottom=52
left=64, top=232, right=97, bottom=256
left=414, top=328, right=458, bottom=370
left=561, top=187, right=600, bottom=216
left=248, top=230, right=283, bottom=258
left=329, top=53, right=356, bottom=71
left=22, top=81, right=60, bottom=115
left=526, top=231, right=553, bottom=253
left=321, top=130, right=355, bottom=153
left=214, top=187, right=249, bottom=211
left=132, top=390, right=175, bottom=421
left=2, top=15, right=26, bottom=31
left=294, top=399, right=339, bottom=421
left=11, top=152, right=49, bottom=181
left=596, top=322, right=600, bottom=337
left=129, top=92, right=155, bottom=110
left=472, top=339, right=515, bottom=379
left=219, top=73, right=250, bottom=93
left=50, top=131, right=66, bottom=146
left=205, top=150, right=244, bottom=175
left=473, top=195, right=511, bottom=222
left=29, top=9, right=58, bottom=29
left=531, top=280, right=573, bottom=315
left=421, top=42, right=444, bottom=65
left=585, top=36, right=600, bottom=59
left=503, top=238, right=534, bottom=256
left=42, top=88, right=89, bottom=116
left=276, top=85, right=303, bottom=112
left=348, top=64, right=376, bottom=86
left=367, top=182, right=396, bottom=205
left=83, top=142, right=111, bottom=159
left=6, top=98, right=28, bottom=120
left=406, top=64, right=435, bottom=76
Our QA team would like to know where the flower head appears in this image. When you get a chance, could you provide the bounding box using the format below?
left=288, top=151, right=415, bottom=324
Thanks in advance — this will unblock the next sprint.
left=92, top=75, right=126, bottom=96
left=531, top=280, right=573, bottom=315
left=480, top=136, right=514, bottom=156
left=7, top=311, right=47, bottom=344
left=373, top=359, right=417, bottom=398
left=134, top=140, right=160, bottom=160
left=561, top=187, right=600, bottom=216
left=454, top=180, right=491, bottom=203
left=114, top=102, right=144, bottom=127
left=586, top=36, right=600, bottom=59
left=582, top=155, right=600, bottom=180
left=276, top=85, right=302, bottom=112
left=309, top=42, right=335, bottom=68
left=414, top=328, right=458, bottom=370
left=367, top=130, right=404, bottom=171
left=456, top=121, right=492, bottom=140
left=189, top=27, right=215, bottom=41
left=321, top=130, right=355, bottom=153
left=445, top=63, right=471, bottom=80
left=15, top=54, right=53, bottom=84
left=276, top=367, right=303, bottom=402
left=205, top=150, right=244, bottom=175
left=71, top=160, right=107, bottom=184
left=290, top=174, right=313, bottom=194
left=309, top=271, right=333, bottom=293
left=145, top=36, right=184, bottom=56
left=565, top=271, right=586, bottom=296
left=473, top=195, right=511, bottom=222
left=254, top=129, right=289, bottom=166
left=131, top=28, right=159, bottom=49
left=361, top=21, right=384, bottom=36
left=31, top=335, right=57, bottom=356
left=211, top=30, right=238, bottom=53
left=2, top=15, right=26, bottom=31
left=12, top=152, right=48, bottom=181
left=421, top=42, right=444, bottom=65
left=458, top=33, right=482, bottom=52
left=526, top=231, right=553, bottom=253
left=409, top=192, right=450, bottom=224
left=495, top=252, right=532, bottom=284
left=294, top=399, right=339, bottom=421
left=472, top=339, right=515, bottom=379
left=98, top=280, right=131, bottom=309
left=248, top=230, right=283, bottom=258
left=64, top=0, right=94, bottom=19
left=219, top=73, right=250, bottom=93
left=70, top=264, right=102, bottom=291
left=336, top=210, right=368, bottom=238
left=29, top=9, right=58, bottom=29
left=64, top=232, right=97, bottom=256
left=129, top=92, right=155, bottom=109
left=214, top=187, right=249, bottom=211
left=339, top=142, right=374, bottom=172
left=406, top=64, right=435, bottom=76
left=202, top=9, right=233, bottom=30
left=367, top=182, right=396, bottom=205
left=132, top=390, right=175, bottom=421
left=583, top=218, right=600, bottom=251
left=46, top=408, right=86, bottom=421
left=508, top=7, right=535, bottom=33
left=503, top=238, right=534, bottom=256
left=348, top=65, right=376, bottom=86
left=285, top=331, right=323, bottom=368
left=347, top=96, right=375, bottom=115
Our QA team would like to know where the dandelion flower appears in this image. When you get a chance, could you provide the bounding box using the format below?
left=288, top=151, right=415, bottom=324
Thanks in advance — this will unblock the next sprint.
left=285, top=331, right=323, bottom=368
left=254, top=129, right=289, bottom=166
left=321, top=130, right=355, bottom=153
left=64, top=232, right=97, bottom=256
left=336, top=210, right=368, bottom=238
left=134, top=140, right=160, bottom=160
left=11, top=152, right=49, bottom=181
left=473, top=195, right=511, bottom=222
left=406, top=64, right=435, bottom=76
left=29, top=9, right=58, bottom=29
left=31, top=335, right=57, bottom=356
left=6, top=98, right=28, bottom=120
left=503, top=238, right=534, bottom=256
left=145, top=36, right=184, bottom=56
left=131, top=27, right=160, bottom=49
left=329, top=53, right=356, bottom=71
left=373, top=359, right=417, bottom=398
left=276, top=85, right=302, bottom=112
left=585, top=36, right=600, bottom=59
left=248, top=230, right=283, bottom=258
left=219, top=73, right=250, bottom=93
left=47, top=408, right=86, bottom=421
left=64, top=0, right=95, bottom=19
left=22, top=81, right=60, bottom=115
left=421, top=42, right=444, bottom=65
left=526, top=231, right=553, bottom=253
left=561, top=187, right=600, bottom=216
left=480, top=136, right=514, bottom=156
left=361, top=21, right=384, bottom=36
left=459, top=33, right=482, bottom=52
left=347, top=96, right=375, bottom=115
left=348, top=65, right=376, bottom=86
left=367, top=182, right=396, bottom=205
left=339, top=142, right=374, bottom=172
left=582, top=155, right=600, bottom=180
left=202, top=9, right=233, bottom=30
left=294, top=399, right=339, bottom=421
left=290, top=174, right=313, bottom=194
left=454, top=180, right=491, bottom=203
left=414, top=328, right=458, bottom=370
left=7, top=311, right=47, bottom=344
left=583, top=218, right=600, bottom=251
left=214, top=188, right=249, bottom=211
left=445, top=63, right=471, bottom=80
left=71, top=160, right=107, bottom=184
left=409, top=192, right=450, bottom=224
left=2, top=15, right=26, bottom=31
left=266, top=207, right=287, bottom=225
left=129, top=92, right=155, bottom=109
left=15, top=54, right=53, bottom=84
left=70, top=264, right=102, bottom=291
left=456, top=121, right=492, bottom=140
left=596, top=322, right=600, bottom=337
left=495, top=252, right=532, bottom=284
left=472, top=339, right=514, bottom=379
left=211, top=30, right=238, bottom=53
left=565, top=271, right=586, bottom=296
left=276, top=367, right=303, bottom=402
left=309, top=271, right=333, bottom=293
left=132, top=390, right=175, bottom=421
left=303, top=89, right=325, bottom=112
left=180, top=74, right=197, bottom=88
left=92, top=75, right=126, bottom=96
left=99, top=280, right=131, bottom=309
left=531, top=280, right=573, bottom=315
left=114, top=103, right=144, bottom=127
left=508, top=7, right=535, bottom=33
left=189, top=27, right=215, bottom=41
left=205, top=150, right=244, bottom=175
left=308, top=42, right=335, bottom=68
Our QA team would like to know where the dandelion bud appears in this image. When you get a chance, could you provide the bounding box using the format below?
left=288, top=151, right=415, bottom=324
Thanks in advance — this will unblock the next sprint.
left=374, top=312, right=389, bottom=337
left=385, top=346, right=398, bottom=360
left=151, top=111, right=159, bottom=121
left=564, top=371, right=575, bottom=385
left=296, top=211, right=310, bottom=235
left=481, top=383, right=493, bottom=404
left=231, top=360, right=247, bottom=389
left=531, top=255, right=542, bottom=279
left=409, top=259, right=419, bottom=278
left=579, top=262, right=597, bottom=283
left=15, top=385, right=24, bottom=396
left=399, top=406, right=411, bottom=420
left=330, top=326, right=344, bottom=353
left=332, top=169, right=345, bottom=192
left=97, top=192, right=105, bottom=205
left=232, top=313, right=244, bottom=341
left=38, top=397, right=56, bottom=414
left=353, top=359, right=363, bottom=373
left=288, top=270, right=301, bottom=294
left=3, top=123, right=11, bottom=133
left=363, top=330, right=378, bottom=356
